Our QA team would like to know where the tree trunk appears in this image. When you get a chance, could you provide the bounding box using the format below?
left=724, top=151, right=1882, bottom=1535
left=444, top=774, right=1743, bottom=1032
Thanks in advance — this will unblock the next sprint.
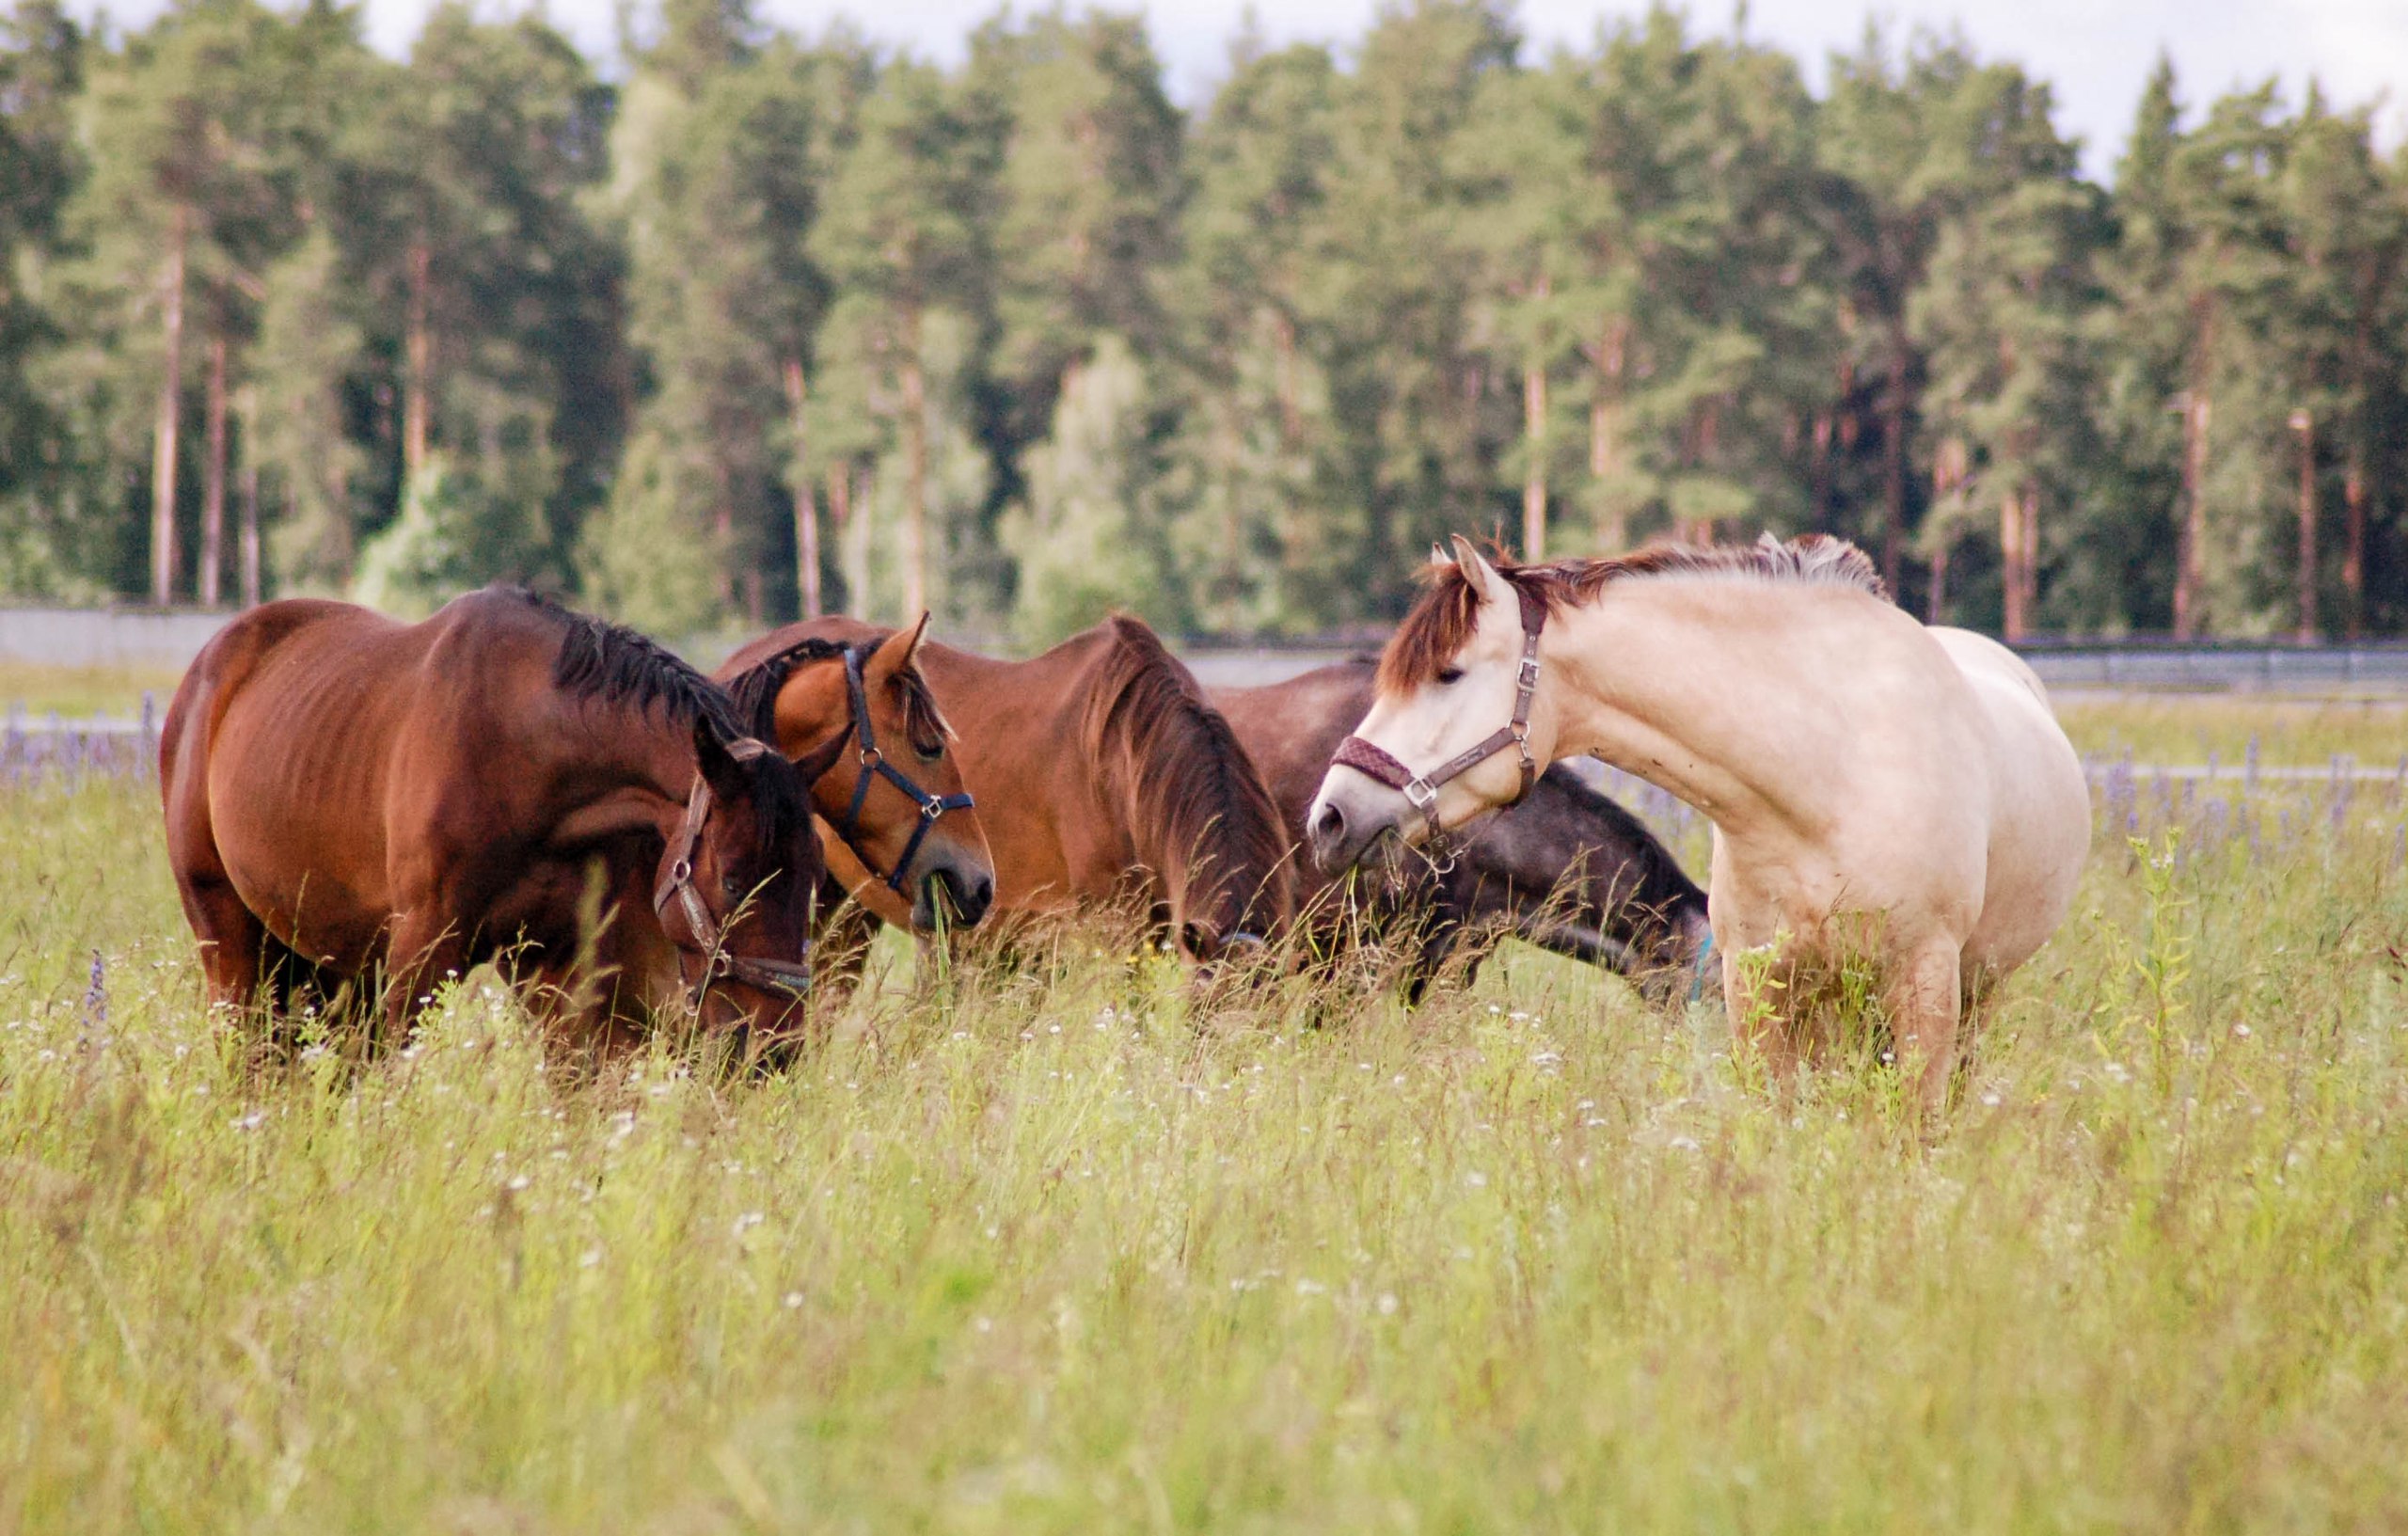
left=404, top=238, right=432, bottom=483
left=1880, top=336, right=1909, bottom=594
left=900, top=303, right=929, bottom=620
left=783, top=356, right=821, bottom=619
left=708, top=450, right=737, bottom=610
left=200, top=333, right=228, bottom=609
left=831, top=462, right=867, bottom=618
left=2174, top=389, right=2210, bottom=640
left=1999, top=483, right=2036, bottom=642
left=1272, top=307, right=1301, bottom=448
left=2020, top=485, right=2041, bottom=639
left=1926, top=541, right=1948, bottom=625
left=2292, top=408, right=2317, bottom=643
left=239, top=397, right=261, bottom=609
left=2343, top=455, right=2367, bottom=640
left=1808, top=411, right=1833, bottom=533
left=1522, top=354, right=1547, bottom=562
left=150, top=202, right=189, bottom=606
left=1588, top=315, right=1628, bottom=552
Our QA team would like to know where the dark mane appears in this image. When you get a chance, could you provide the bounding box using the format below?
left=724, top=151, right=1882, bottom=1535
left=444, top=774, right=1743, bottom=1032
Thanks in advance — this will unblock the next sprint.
left=722, top=633, right=951, bottom=753
left=517, top=587, right=749, bottom=744
left=1080, top=615, right=1294, bottom=938
left=1379, top=533, right=1886, bottom=694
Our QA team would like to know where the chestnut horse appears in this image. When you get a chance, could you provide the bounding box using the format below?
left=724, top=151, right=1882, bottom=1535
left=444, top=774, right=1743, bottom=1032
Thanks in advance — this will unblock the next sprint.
left=721, top=614, right=1293, bottom=972
left=161, top=587, right=842, bottom=1052
left=1310, top=535, right=2090, bottom=1115
left=719, top=615, right=995, bottom=933
left=1213, top=657, right=1710, bottom=1004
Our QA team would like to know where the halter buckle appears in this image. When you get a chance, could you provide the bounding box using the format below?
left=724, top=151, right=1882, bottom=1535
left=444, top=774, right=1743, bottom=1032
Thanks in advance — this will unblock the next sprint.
left=1517, top=655, right=1543, bottom=690
left=1402, top=779, right=1438, bottom=812
left=669, top=858, right=692, bottom=885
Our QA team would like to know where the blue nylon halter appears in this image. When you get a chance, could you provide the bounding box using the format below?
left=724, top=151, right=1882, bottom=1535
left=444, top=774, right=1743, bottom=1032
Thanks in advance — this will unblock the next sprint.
left=1688, top=929, right=1718, bottom=1005
left=837, top=646, right=975, bottom=899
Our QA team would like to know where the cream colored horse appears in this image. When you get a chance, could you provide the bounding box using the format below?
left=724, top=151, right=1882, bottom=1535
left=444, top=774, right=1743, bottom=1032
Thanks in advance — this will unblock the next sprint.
left=1307, top=534, right=2090, bottom=1114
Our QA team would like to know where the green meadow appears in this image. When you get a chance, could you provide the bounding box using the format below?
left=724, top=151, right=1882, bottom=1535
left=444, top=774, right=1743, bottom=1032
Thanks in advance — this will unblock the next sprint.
left=3, top=695, right=2406, bottom=1532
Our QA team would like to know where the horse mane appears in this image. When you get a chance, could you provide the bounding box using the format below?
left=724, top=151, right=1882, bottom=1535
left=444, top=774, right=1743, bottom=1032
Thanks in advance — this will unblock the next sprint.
left=1079, top=615, right=1294, bottom=935
left=512, top=589, right=807, bottom=853
left=1379, top=533, right=1885, bottom=695
left=515, top=587, right=750, bottom=743
left=722, top=632, right=951, bottom=753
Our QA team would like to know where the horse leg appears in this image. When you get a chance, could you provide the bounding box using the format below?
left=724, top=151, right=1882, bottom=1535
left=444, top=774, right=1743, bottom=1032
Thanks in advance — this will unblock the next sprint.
left=177, top=873, right=268, bottom=1012
left=1886, top=940, right=1965, bottom=1119
left=380, top=909, right=469, bottom=1047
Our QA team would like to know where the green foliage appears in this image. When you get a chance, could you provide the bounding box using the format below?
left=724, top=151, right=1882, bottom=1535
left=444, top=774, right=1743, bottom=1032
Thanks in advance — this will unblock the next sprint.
left=351, top=455, right=547, bottom=618
left=4, top=1, right=2408, bottom=638
left=1000, top=332, right=1175, bottom=642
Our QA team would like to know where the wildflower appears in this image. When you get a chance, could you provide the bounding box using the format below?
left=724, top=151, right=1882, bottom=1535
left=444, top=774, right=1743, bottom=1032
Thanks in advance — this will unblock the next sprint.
left=1376, top=1293, right=1399, bottom=1316
left=733, top=1211, right=766, bottom=1238
left=230, top=1110, right=264, bottom=1131
left=784, top=1292, right=806, bottom=1310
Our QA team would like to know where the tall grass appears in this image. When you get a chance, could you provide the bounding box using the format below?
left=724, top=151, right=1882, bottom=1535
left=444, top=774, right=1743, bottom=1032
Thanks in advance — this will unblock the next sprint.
left=3, top=726, right=2406, bottom=1531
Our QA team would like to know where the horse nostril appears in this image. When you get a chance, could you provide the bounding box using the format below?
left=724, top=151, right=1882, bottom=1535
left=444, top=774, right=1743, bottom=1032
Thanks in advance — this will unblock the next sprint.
left=1312, top=801, right=1346, bottom=845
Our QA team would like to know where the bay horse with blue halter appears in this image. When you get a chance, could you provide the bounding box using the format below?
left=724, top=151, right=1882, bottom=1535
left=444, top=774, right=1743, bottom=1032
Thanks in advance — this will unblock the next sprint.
left=719, top=614, right=995, bottom=934
left=160, top=587, right=846, bottom=1054
left=721, top=613, right=1293, bottom=975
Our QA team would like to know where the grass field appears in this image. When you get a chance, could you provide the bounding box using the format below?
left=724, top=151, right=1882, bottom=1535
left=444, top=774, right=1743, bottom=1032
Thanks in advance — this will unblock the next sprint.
left=4, top=695, right=2408, bottom=1531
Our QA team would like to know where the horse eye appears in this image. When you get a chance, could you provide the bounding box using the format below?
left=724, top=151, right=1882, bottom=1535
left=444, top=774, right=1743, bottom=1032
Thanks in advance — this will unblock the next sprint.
left=721, top=872, right=746, bottom=900
left=914, top=742, right=943, bottom=764
left=1437, top=667, right=1465, bottom=686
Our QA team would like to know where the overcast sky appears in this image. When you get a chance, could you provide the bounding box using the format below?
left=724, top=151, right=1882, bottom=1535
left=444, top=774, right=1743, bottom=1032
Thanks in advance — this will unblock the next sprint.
left=87, top=0, right=2408, bottom=177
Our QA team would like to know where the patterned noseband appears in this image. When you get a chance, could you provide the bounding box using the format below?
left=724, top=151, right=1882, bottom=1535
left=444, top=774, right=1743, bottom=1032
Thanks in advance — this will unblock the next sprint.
left=1331, top=584, right=1549, bottom=843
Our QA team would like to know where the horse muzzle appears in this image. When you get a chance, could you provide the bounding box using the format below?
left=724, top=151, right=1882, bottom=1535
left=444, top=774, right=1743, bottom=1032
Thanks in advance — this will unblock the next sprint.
left=1307, top=781, right=1403, bottom=875
left=913, top=858, right=995, bottom=931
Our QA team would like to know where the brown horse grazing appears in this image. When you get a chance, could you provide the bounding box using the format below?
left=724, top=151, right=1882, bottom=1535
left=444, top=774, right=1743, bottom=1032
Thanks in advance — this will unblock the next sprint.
left=721, top=614, right=1294, bottom=969
left=718, top=615, right=995, bottom=933
left=1213, top=657, right=1712, bottom=1005
left=160, top=587, right=841, bottom=1053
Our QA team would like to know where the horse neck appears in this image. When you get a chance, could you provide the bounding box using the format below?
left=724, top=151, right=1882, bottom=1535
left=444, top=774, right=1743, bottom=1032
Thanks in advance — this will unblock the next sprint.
left=1542, top=580, right=1868, bottom=839
left=580, top=706, right=704, bottom=824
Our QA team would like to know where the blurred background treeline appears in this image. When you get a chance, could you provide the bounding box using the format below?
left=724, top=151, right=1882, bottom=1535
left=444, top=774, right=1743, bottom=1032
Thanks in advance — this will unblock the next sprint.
left=3, top=0, right=2406, bottom=643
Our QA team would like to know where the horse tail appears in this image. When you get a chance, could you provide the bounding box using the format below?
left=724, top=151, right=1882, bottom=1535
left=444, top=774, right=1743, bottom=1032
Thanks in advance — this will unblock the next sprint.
left=1079, top=615, right=1295, bottom=954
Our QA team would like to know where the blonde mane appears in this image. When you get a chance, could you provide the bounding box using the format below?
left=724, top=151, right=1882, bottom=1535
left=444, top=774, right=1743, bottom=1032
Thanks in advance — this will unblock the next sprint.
left=1378, top=534, right=1887, bottom=695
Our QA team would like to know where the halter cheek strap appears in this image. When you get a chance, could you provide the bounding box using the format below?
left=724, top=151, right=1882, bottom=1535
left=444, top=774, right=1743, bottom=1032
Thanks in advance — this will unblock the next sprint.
left=652, top=742, right=816, bottom=1006
left=836, top=647, right=976, bottom=898
left=1333, top=585, right=1549, bottom=842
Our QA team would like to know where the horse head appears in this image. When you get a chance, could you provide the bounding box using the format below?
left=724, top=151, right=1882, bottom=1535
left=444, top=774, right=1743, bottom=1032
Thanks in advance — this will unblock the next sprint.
left=737, top=616, right=997, bottom=933
left=652, top=719, right=841, bottom=1053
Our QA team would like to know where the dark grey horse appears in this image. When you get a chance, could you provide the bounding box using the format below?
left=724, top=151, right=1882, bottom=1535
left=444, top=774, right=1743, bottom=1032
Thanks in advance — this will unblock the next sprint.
left=1213, top=658, right=1712, bottom=1006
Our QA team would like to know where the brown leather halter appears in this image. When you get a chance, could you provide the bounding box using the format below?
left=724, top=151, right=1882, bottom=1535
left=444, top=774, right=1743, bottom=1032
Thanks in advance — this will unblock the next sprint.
left=651, top=736, right=816, bottom=1006
left=1332, top=584, right=1549, bottom=842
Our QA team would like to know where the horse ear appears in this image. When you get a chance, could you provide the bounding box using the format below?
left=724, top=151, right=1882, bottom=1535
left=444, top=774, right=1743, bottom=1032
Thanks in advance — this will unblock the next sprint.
left=693, top=718, right=749, bottom=799
left=864, top=612, right=929, bottom=682
left=1429, top=543, right=1450, bottom=569
left=1448, top=533, right=1514, bottom=611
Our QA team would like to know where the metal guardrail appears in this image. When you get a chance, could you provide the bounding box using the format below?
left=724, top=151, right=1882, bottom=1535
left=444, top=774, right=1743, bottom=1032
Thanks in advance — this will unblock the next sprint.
left=2017, top=643, right=2408, bottom=691
left=2, top=695, right=159, bottom=779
